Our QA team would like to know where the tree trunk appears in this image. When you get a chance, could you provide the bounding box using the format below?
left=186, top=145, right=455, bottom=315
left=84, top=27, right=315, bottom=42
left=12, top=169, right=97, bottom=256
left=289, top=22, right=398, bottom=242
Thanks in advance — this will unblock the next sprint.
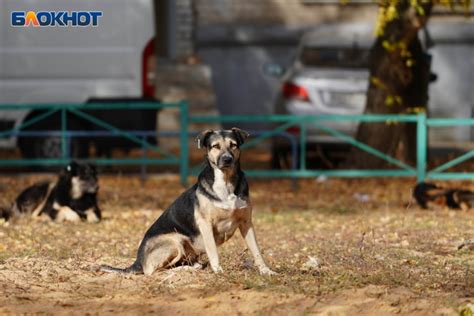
left=347, top=2, right=432, bottom=168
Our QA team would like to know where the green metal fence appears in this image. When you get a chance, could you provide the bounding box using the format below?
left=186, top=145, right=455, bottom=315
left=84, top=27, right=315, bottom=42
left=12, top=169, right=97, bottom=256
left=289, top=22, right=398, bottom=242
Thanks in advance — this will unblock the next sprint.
left=0, top=101, right=472, bottom=185
left=0, top=101, right=190, bottom=185
left=189, top=113, right=474, bottom=183
left=426, top=118, right=474, bottom=180
left=189, top=113, right=424, bottom=181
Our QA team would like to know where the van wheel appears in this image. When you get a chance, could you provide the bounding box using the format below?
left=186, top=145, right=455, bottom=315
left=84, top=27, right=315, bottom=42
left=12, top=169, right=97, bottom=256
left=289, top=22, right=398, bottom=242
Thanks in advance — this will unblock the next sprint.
left=19, top=136, right=88, bottom=160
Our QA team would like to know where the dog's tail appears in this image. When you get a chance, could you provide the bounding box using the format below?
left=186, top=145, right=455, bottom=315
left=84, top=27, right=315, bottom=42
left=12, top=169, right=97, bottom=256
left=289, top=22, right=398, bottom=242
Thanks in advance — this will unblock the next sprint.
left=100, top=260, right=142, bottom=274
left=0, top=203, right=19, bottom=222
left=0, top=203, right=22, bottom=222
left=0, top=206, right=12, bottom=221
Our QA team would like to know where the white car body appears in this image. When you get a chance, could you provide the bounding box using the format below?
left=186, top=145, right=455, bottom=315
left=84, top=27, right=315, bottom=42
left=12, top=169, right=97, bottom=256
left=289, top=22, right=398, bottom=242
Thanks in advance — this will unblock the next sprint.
left=275, top=23, right=371, bottom=144
left=0, top=0, right=154, bottom=148
left=283, top=69, right=368, bottom=143
left=275, top=22, right=474, bottom=146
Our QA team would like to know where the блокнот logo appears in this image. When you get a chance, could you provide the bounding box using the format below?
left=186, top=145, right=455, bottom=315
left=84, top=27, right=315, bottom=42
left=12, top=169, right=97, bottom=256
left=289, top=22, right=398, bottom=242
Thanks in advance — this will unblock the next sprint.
left=11, top=11, right=102, bottom=27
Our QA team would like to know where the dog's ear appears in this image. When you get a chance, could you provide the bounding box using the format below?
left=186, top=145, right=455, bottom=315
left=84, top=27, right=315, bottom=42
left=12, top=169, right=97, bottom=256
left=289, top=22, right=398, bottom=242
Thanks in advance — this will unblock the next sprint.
left=196, top=129, right=214, bottom=149
left=62, top=161, right=78, bottom=177
left=231, top=127, right=250, bottom=146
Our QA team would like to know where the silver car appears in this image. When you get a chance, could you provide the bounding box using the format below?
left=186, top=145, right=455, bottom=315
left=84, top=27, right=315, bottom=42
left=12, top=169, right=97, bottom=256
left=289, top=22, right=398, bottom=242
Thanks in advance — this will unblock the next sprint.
left=269, top=23, right=373, bottom=168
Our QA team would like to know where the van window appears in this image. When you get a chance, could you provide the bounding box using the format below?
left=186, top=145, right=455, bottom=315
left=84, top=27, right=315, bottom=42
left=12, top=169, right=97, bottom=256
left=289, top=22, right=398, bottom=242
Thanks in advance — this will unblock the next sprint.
left=301, top=47, right=369, bottom=69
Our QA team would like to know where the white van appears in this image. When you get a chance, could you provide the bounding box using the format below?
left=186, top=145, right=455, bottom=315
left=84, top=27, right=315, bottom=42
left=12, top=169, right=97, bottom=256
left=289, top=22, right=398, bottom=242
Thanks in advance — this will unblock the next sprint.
left=0, top=0, right=156, bottom=158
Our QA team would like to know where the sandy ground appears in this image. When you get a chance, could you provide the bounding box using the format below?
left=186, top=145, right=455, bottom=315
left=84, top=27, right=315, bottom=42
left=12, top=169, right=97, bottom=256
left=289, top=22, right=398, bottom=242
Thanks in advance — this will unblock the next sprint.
left=0, top=175, right=473, bottom=315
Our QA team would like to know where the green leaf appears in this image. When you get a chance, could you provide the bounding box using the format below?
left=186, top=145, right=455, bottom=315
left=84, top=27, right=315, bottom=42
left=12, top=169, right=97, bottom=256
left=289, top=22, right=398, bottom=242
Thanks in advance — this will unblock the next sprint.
left=385, top=95, right=395, bottom=106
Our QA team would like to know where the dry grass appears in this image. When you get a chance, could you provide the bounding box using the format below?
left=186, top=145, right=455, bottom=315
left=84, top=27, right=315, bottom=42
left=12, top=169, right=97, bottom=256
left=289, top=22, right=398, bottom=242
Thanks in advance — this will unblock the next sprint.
left=0, top=175, right=473, bottom=315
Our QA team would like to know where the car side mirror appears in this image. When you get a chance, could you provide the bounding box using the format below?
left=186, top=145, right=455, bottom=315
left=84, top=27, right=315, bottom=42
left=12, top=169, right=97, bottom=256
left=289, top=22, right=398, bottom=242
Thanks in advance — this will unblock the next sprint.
left=262, top=63, right=285, bottom=78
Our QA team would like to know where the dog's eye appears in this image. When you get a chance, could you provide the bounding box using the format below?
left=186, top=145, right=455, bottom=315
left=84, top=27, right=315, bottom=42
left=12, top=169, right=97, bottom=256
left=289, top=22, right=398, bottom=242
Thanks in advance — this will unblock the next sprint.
left=212, top=144, right=220, bottom=150
left=230, top=143, right=237, bottom=149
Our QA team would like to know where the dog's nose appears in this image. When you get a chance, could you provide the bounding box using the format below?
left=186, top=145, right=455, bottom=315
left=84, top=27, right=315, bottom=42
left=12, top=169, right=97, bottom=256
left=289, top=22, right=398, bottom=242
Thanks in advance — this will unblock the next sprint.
left=221, top=155, right=233, bottom=164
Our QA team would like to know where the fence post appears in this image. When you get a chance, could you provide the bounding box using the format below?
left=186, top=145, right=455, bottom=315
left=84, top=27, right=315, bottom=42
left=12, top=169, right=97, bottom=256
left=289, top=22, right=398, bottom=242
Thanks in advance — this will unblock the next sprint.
left=61, top=107, right=68, bottom=160
left=140, top=134, right=148, bottom=185
left=299, top=121, right=307, bottom=170
left=179, top=101, right=189, bottom=186
left=416, top=112, right=427, bottom=182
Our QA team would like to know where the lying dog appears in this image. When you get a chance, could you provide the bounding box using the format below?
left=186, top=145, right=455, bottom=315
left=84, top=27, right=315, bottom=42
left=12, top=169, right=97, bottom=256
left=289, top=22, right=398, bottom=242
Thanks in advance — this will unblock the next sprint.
left=0, top=162, right=101, bottom=223
left=413, top=182, right=474, bottom=210
left=101, top=128, right=275, bottom=275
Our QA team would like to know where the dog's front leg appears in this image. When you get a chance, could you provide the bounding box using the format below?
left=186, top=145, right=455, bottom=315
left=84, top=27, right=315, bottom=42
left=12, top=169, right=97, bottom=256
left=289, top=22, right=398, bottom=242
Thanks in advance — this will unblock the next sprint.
left=85, top=208, right=100, bottom=223
left=240, top=219, right=276, bottom=275
left=195, top=214, right=223, bottom=273
left=54, top=205, right=81, bottom=223
left=84, top=205, right=101, bottom=223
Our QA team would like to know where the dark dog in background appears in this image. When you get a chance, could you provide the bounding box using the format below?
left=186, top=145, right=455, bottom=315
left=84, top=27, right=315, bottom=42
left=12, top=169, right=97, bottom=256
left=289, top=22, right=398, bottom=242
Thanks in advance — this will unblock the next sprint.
left=413, top=182, right=474, bottom=210
left=0, top=162, right=101, bottom=223
left=101, top=128, right=275, bottom=276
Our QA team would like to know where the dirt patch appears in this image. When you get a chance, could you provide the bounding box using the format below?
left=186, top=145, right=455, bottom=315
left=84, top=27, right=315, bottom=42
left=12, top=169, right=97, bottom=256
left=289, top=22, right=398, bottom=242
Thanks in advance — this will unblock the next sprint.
left=1, top=176, right=473, bottom=315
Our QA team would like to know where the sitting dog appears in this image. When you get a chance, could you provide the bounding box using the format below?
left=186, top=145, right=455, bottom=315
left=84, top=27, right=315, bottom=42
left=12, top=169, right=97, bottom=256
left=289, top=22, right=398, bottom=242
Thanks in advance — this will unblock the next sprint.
left=101, top=128, right=275, bottom=275
left=413, top=182, right=474, bottom=210
left=0, top=162, right=101, bottom=223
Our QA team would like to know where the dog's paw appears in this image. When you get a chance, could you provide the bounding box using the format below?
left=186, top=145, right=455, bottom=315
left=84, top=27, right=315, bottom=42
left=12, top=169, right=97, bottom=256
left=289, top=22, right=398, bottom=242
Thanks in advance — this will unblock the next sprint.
left=211, top=265, right=223, bottom=274
left=56, top=207, right=81, bottom=223
left=86, top=209, right=100, bottom=223
left=192, top=262, right=204, bottom=270
left=259, top=267, right=277, bottom=276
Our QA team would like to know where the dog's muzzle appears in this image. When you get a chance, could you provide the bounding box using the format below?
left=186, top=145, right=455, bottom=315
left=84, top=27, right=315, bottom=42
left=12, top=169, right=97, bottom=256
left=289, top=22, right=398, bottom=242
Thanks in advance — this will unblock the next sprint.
left=85, top=181, right=99, bottom=193
left=218, top=153, right=234, bottom=168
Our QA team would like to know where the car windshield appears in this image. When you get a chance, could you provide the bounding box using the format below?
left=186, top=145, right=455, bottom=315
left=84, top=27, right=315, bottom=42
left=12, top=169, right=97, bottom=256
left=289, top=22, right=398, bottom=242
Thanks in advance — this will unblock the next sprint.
left=300, top=47, right=369, bottom=69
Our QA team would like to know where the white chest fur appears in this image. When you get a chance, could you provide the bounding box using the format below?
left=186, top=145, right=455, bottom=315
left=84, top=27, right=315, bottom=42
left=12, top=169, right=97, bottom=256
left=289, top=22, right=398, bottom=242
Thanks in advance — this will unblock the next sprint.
left=211, top=169, right=247, bottom=211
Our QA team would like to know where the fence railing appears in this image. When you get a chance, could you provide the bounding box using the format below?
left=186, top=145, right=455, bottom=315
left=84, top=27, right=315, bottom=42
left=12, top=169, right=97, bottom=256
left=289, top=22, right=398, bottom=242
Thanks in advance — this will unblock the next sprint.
left=189, top=113, right=425, bottom=181
left=0, top=102, right=189, bottom=185
left=189, top=113, right=474, bottom=183
left=0, top=101, right=472, bottom=185
left=426, top=118, right=474, bottom=180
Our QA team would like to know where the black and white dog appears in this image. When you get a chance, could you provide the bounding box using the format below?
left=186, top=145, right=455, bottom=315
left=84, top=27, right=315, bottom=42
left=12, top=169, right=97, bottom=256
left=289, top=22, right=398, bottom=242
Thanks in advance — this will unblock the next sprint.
left=101, top=128, right=275, bottom=275
left=0, top=162, right=101, bottom=223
